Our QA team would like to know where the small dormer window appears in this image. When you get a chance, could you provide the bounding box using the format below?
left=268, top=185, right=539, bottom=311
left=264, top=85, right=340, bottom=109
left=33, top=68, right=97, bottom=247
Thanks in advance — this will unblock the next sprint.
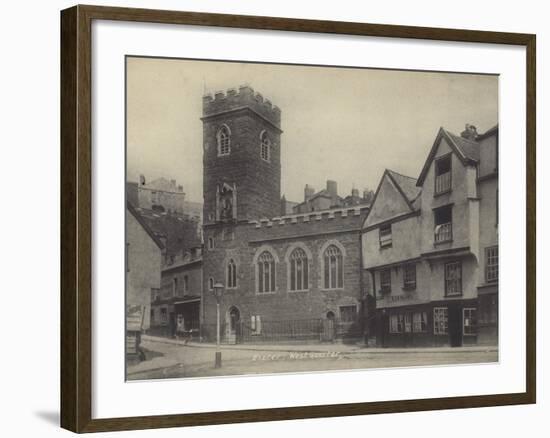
left=379, top=224, right=392, bottom=248
left=217, top=125, right=231, bottom=156
left=260, top=130, right=271, bottom=162
left=434, top=154, right=452, bottom=195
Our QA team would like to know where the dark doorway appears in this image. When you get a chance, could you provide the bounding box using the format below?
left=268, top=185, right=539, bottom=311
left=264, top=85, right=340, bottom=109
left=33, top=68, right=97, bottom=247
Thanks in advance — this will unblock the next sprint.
left=375, top=312, right=387, bottom=347
left=448, top=304, right=462, bottom=347
left=321, top=311, right=336, bottom=342
left=229, top=307, right=240, bottom=333
left=227, top=306, right=241, bottom=343
left=169, top=312, right=176, bottom=337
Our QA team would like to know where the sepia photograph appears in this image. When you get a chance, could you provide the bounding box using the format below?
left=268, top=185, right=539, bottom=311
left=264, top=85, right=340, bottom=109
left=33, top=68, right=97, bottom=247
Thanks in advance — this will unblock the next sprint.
left=125, top=56, right=499, bottom=380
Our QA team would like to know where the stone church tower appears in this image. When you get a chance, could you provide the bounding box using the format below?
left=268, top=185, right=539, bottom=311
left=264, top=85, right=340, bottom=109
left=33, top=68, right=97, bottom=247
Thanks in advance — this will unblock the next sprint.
left=202, top=85, right=282, bottom=223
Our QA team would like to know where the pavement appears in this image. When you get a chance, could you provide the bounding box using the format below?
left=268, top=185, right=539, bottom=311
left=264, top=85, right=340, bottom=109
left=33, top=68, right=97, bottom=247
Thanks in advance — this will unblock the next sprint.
left=141, top=334, right=497, bottom=354
left=126, top=334, right=498, bottom=380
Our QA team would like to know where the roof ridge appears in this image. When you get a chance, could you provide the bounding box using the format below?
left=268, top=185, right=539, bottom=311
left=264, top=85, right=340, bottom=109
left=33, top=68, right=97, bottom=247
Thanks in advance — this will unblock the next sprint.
left=386, top=168, right=417, bottom=181
left=444, top=128, right=479, bottom=145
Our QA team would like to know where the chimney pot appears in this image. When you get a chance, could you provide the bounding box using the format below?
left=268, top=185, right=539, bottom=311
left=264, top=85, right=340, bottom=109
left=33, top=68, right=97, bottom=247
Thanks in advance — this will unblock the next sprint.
left=304, top=184, right=315, bottom=202
left=461, top=124, right=478, bottom=140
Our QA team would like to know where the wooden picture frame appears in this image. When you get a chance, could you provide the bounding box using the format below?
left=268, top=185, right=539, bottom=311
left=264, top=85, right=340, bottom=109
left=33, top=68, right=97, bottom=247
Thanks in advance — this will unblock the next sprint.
left=60, top=4, right=536, bottom=433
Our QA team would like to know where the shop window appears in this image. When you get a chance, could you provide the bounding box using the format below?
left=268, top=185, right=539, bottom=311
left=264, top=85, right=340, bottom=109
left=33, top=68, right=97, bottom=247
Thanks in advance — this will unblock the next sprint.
left=485, top=246, right=499, bottom=283
left=433, top=307, right=448, bottom=335
left=412, top=312, right=427, bottom=333
left=463, top=308, right=477, bottom=336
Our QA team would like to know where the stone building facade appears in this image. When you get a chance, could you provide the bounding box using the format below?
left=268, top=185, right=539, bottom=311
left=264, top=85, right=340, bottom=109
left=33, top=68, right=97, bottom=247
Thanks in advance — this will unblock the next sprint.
left=126, top=202, right=164, bottom=332
left=201, top=86, right=372, bottom=343
left=150, top=247, right=203, bottom=339
left=362, top=125, right=499, bottom=347
left=126, top=176, right=187, bottom=215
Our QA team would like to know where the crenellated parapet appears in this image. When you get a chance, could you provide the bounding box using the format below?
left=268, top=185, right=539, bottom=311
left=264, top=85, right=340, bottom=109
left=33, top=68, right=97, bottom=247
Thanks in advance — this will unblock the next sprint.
left=203, top=84, right=281, bottom=129
left=248, top=206, right=367, bottom=229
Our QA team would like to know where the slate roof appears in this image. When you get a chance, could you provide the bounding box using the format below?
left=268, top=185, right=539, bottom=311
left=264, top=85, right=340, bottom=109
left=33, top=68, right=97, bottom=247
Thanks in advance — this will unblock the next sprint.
left=386, top=169, right=422, bottom=206
left=133, top=207, right=202, bottom=257
left=127, top=202, right=165, bottom=250
left=444, top=130, right=480, bottom=162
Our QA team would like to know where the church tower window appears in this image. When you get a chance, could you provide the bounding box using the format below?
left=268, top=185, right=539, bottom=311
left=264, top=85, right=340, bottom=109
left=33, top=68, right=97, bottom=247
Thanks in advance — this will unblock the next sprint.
left=260, top=130, right=271, bottom=162
left=217, top=125, right=231, bottom=156
left=227, top=259, right=237, bottom=289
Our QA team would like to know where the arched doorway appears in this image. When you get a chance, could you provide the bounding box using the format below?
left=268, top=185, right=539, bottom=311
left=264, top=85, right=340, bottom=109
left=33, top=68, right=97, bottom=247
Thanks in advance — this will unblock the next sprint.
left=225, top=306, right=241, bottom=344
left=321, top=311, right=336, bottom=342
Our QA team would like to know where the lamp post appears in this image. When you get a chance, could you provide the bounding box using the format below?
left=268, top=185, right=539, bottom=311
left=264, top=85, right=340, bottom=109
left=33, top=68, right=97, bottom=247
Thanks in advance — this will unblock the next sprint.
left=212, top=282, right=224, bottom=368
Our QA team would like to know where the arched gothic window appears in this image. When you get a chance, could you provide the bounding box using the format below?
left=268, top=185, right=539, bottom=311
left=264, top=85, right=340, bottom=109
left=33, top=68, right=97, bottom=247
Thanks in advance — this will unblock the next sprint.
left=227, top=259, right=237, bottom=289
left=217, top=125, right=231, bottom=156
left=289, top=248, right=309, bottom=291
left=324, top=245, right=344, bottom=289
left=260, top=131, right=270, bottom=162
left=257, top=251, right=276, bottom=293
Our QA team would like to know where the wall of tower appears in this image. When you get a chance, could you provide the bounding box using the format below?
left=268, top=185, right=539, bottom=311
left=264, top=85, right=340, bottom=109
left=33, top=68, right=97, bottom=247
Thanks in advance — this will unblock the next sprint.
left=202, top=85, right=282, bottom=223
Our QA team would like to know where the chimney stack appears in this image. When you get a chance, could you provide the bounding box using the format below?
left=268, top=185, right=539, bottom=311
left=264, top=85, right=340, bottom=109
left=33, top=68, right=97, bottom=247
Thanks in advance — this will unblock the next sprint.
left=304, top=184, right=315, bottom=202
left=363, top=189, right=374, bottom=203
left=460, top=124, right=478, bottom=140
left=351, top=187, right=359, bottom=198
left=280, top=195, right=287, bottom=216
left=326, top=180, right=338, bottom=198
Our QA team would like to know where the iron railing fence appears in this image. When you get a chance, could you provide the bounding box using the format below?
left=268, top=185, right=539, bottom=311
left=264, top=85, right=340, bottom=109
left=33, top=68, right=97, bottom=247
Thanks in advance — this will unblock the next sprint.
left=200, top=317, right=363, bottom=344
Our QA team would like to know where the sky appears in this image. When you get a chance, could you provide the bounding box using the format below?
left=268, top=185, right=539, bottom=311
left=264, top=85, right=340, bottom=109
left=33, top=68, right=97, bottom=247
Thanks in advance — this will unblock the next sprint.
left=126, top=57, right=498, bottom=203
